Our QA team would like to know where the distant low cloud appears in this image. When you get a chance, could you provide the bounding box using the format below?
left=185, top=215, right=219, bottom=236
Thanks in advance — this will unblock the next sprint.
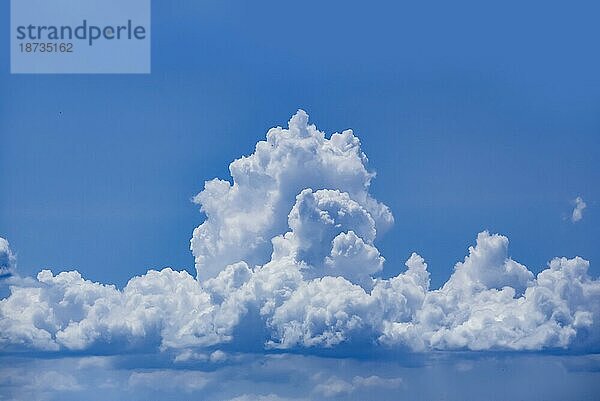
left=228, top=395, right=303, bottom=401
left=0, top=111, right=598, bottom=356
left=314, top=375, right=402, bottom=397
left=571, top=196, right=587, bottom=223
left=1, top=352, right=597, bottom=401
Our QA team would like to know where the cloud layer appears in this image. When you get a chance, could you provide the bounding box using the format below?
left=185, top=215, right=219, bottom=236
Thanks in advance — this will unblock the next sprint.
left=2, top=352, right=599, bottom=401
left=1, top=111, right=598, bottom=354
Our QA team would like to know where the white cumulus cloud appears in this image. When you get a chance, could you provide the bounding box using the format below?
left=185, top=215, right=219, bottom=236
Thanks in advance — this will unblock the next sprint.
left=0, top=237, right=16, bottom=278
left=0, top=111, right=599, bottom=355
left=190, top=110, right=393, bottom=281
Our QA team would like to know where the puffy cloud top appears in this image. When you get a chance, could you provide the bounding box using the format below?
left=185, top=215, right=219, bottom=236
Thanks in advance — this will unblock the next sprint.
left=191, top=110, right=393, bottom=281
left=1, top=112, right=599, bottom=355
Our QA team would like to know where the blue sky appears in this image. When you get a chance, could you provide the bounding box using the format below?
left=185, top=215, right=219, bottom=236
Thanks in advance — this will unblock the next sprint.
left=1, top=1, right=600, bottom=400
left=1, top=0, right=598, bottom=287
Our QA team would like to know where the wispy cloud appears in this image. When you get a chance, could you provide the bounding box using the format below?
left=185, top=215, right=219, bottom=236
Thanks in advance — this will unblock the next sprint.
left=1, top=353, right=598, bottom=401
left=571, top=196, right=587, bottom=223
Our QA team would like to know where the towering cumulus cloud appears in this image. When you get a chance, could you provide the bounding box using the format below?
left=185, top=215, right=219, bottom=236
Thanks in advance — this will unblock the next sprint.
left=0, top=111, right=599, bottom=354
left=191, top=110, right=393, bottom=281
